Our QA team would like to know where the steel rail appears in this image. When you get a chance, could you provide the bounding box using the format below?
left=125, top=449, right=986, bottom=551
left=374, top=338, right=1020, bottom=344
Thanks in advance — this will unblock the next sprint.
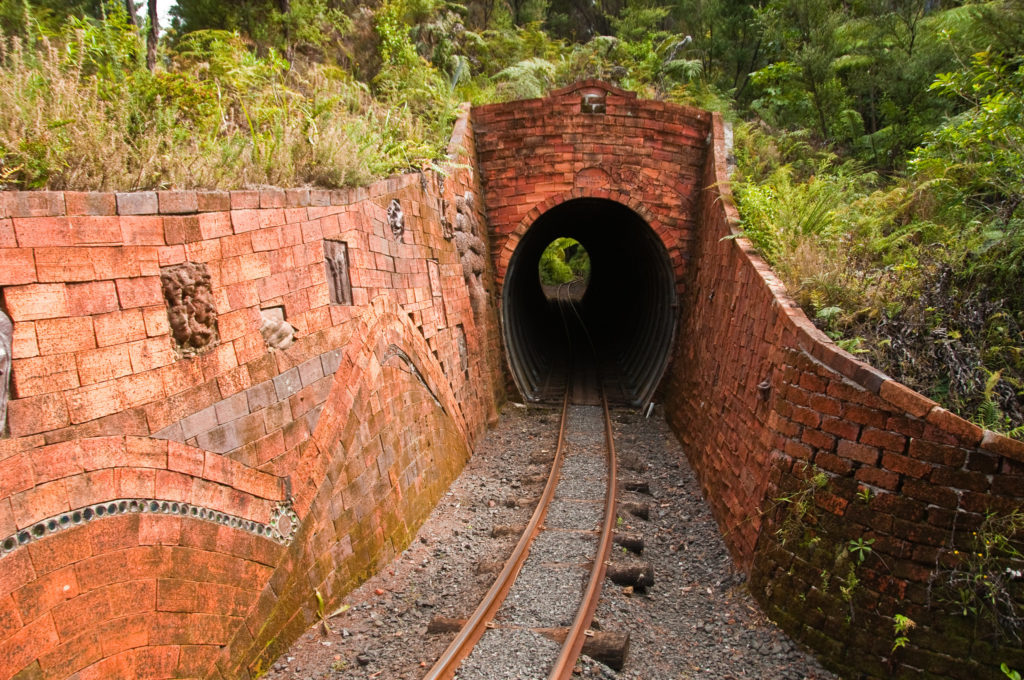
left=420, top=387, right=571, bottom=680
left=547, top=384, right=617, bottom=679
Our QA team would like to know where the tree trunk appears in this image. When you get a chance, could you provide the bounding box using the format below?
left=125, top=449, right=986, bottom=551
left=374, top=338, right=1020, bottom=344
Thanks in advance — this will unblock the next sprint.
left=279, top=0, right=294, bottom=61
left=146, top=0, right=158, bottom=72
left=124, top=0, right=138, bottom=26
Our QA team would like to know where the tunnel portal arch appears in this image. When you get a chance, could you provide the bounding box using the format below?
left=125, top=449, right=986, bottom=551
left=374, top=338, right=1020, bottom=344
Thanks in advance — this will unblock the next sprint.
left=502, top=197, right=677, bottom=406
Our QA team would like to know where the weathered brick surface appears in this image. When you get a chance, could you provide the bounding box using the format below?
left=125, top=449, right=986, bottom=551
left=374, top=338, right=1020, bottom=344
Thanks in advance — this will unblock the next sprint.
left=0, top=107, right=502, bottom=680
left=664, top=112, right=1024, bottom=680
left=472, top=81, right=711, bottom=292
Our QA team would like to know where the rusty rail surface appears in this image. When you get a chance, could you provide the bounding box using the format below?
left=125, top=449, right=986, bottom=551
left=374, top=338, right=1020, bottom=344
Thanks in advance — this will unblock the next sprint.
left=420, top=388, right=570, bottom=680
left=547, top=385, right=617, bottom=680
left=422, top=283, right=618, bottom=680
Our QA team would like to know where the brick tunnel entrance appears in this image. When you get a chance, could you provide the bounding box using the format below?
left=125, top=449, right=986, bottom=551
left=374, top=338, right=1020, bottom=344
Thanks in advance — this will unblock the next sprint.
left=502, top=198, right=677, bottom=406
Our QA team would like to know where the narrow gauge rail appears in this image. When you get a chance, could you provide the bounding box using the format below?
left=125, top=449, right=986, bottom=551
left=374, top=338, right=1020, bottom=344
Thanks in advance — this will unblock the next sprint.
left=422, top=281, right=620, bottom=680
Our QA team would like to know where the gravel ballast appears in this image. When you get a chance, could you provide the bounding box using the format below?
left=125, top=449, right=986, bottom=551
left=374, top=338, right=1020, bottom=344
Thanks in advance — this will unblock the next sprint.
left=262, top=404, right=838, bottom=680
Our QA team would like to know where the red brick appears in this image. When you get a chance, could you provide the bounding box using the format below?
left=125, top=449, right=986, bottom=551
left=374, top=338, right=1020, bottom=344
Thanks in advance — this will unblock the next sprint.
left=116, top=467, right=157, bottom=498
left=907, top=438, right=966, bottom=467
left=34, top=316, right=95, bottom=355
left=167, top=441, right=204, bottom=476
left=11, top=479, right=69, bottom=528
left=162, top=214, right=202, bottom=245
left=231, top=209, right=261, bottom=233
left=29, top=440, right=84, bottom=482
left=158, top=191, right=198, bottom=214
left=0, top=452, right=35, bottom=501
left=64, top=191, right=116, bottom=216
left=782, top=438, right=813, bottom=461
left=857, top=426, right=906, bottom=453
left=7, top=191, right=64, bottom=218
left=121, top=437, right=167, bottom=469
left=813, top=451, right=853, bottom=475
left=0, top=248, right=36, bottom=285
left=118, top=370, right=166, bottom=408
left=0, top=594, right=23, bottom=644
left=65, top=469, right=118, bottom=508
left=65, top=281, right=119, bottom=316
left=153, top=469, right=193, bottom=502
left=197, top=191, right=231, bottom=212
left=93, top=308, right=147, bottom=347
left=0, top=497, right=15, bottom=537
left=790, top=405, right=820, bottom=428
left=139, top=515, right=182, bottom=545
left=925, top=407, right=984, bottom=447
left=836, top=439, right=880, bottom=465
left=3, top=284, right=70, bottom=321
left=32, top=248, right=95, bottom=285
left=903, top=478, right=959, bottom=508
left=37, top=630, right=103, bottom=678
left=28, top=529, right=93, bottom=576
left=981, top=429, right=1024, bottom=459
left=0, top=609, right=60, bottom=674
left=842, top=404, right=887, bottom=429
left=230, top=191, right=260, bottom=209
left=801, top=428, right=835, bottom=452
left=6, top=393, right=70, bottom=436
left=11, top=353, right=79, bottom=397
left=69, top=216, right=121, bottom=244
left=879, top=379, right=936, bottom=418
left=141, top=305, right=170, bottom=337
left=96, top=612, right=149, bottom=657
left=66, top=381, right=124, bottom=424
left=115, top=276, right=162, bottom=308
left=0, top=550, right=37, bottom=595
left=11, top=319, right=38, bottom=358
left=127, top=336, right=176, bottom=373
left=199, top=211, right=233, bottom=239
left=854, top=466, right=900, bottom=491
left=107, top=579, right=156, bottom=618
left=929, top=466, right=990, bottom=493
left=120, top=215, right=165, bottom=245
left=87, top=514, right=140, bottom=554
left=51, top=586, right=112, bottom=640
left=0, top=217, right=14, bottom=246
left=13, top=216, right=73, bottom=247
left=76, top=345, right=134, bottom=385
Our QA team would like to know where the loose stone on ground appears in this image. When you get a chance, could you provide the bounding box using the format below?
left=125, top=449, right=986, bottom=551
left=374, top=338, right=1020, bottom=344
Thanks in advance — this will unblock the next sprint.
left=262, top=404, right=837, bottom=680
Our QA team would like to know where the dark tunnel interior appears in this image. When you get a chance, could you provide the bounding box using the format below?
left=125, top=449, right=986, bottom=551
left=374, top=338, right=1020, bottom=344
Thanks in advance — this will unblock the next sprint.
left=502, top=198, right=678, bottom=407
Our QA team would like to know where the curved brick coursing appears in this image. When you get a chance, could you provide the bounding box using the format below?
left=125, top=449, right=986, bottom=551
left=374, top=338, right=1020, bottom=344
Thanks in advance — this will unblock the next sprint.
left=664, top=113, right=1024, bottom=679
left=0, top=107, right=503, bottom=680
left=472, top=80, right=712, bottom=293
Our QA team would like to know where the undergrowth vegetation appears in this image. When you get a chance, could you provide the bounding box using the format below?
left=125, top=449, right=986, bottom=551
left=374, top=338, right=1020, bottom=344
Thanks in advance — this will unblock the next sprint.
left=0, top=0, right=1020, bottom=431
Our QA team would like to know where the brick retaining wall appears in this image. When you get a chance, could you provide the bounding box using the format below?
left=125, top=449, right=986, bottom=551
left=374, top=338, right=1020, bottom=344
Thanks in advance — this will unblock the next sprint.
left=664, top=113, right=1024, bottom=679
left=0, top=108, right=503, bottom=679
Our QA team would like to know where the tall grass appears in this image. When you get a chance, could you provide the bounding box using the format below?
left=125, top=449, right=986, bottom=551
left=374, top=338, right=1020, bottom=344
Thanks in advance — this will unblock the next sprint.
left=0, top=22, right=455, bottom=191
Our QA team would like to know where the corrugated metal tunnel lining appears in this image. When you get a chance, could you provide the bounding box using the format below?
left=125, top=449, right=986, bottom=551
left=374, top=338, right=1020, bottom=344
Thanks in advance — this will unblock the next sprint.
left=502, top=198, right=678, bottom=406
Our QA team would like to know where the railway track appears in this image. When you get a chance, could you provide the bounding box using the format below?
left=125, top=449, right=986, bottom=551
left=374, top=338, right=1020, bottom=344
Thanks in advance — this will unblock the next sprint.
left=421, top=281, right=634, bottom=680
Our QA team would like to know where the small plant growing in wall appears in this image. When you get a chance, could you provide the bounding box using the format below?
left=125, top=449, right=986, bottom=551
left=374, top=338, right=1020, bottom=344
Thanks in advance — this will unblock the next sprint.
left=767, top=464, right=829, bottom=548
left=936, top=509, right=1024, bottom=642
left=891, top=613, right=916, bottom=653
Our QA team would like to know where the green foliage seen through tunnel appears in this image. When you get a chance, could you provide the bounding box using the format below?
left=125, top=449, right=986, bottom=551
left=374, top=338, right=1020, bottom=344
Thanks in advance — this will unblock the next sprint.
left=538, top=238, right=590, bottom=286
